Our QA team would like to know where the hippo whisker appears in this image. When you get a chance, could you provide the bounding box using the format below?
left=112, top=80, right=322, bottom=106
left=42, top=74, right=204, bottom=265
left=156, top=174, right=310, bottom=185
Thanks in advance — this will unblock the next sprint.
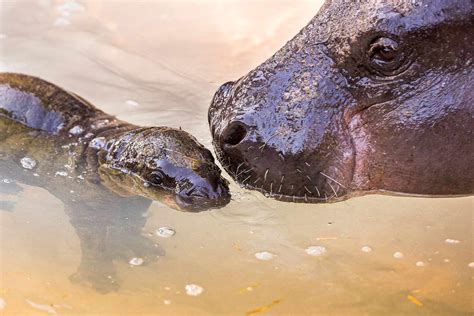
left=327, top=182, right=338, bottom=197
left=258, top=131, right=281, bottom=151
left=253, top=177, right=261, bottom=184
left=304, top=186, right=312, bottom=194
left=264, top=169, right=269, bottom=182
left=241, top=174, right=252, bottom=184
left=235, top=162, right=244, bottom=175
left=278, top=183, right=283, bottom=193
left=305, top=162, right=311, bottom=167
left=314, top=185, right=321, bottom=197
left=320, top=172, right=346, bottom=189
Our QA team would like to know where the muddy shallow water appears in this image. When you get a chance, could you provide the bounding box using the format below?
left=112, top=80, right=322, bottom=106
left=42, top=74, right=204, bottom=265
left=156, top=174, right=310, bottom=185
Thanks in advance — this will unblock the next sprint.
left=0, top=1, right=473, bottom=315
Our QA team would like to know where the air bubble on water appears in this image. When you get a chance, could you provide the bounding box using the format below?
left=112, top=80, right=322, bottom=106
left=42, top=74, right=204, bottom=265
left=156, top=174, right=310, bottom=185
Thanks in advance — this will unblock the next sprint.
left=126, top=100, right=140, bottom=107
left=416, top=261, right=425, bottom=267
left=143, top=182, right=150, bottom=188
left=69, top=125, right=84, bottom=135
left=2, top=178, right=12, bottom=184
left=393, top=252, right=404, bottom=259
left=445, top=239, right=460, bottom=244
left=129, top=257, right=144, bottom=266
left=255, top=251, right=275, bottom=261
left=84, top=132, right=94, bottom=138
left=156, top=227, right=176, bottom=238
left=20, top=157, right=37, bottom=169
left=163, top=300, right=171, bottom=305
left=185, top=284, right=204, bottom=296
left=0, top=297, right=6, bottom=310
left=361, top=246, right=372, bottom=253
left=33, top=173, right=40, bottom=177
left=305, top=246, right=327, bottom=256
left=443, top=258, right=450, bottom=263
left=89, top=137, right=107, bottom=149
left=55, top=171, right=68, bottom=177
left=26, top=299, right=57, bottom=315
left=468, top=262, right=474, bottom=268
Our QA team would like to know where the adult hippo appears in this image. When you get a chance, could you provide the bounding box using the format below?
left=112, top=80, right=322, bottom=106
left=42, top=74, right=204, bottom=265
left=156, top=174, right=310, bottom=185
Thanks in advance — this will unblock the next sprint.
left=209, top=0, right=473, bottom=203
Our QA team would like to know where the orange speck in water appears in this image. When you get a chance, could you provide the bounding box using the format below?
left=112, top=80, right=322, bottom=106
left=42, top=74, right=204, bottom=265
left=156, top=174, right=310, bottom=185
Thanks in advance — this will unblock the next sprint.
left=407, top=294, right=423, bottom=306
left=246, top=299, right=282, bottom=315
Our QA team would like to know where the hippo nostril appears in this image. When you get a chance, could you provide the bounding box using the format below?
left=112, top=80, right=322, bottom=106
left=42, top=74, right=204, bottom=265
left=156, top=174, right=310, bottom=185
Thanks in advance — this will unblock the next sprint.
left=222, top=122, right=248, bottom=146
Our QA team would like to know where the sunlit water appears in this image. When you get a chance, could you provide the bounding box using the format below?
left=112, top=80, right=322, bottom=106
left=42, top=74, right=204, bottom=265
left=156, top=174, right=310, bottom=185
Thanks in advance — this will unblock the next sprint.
left=0, top=1, right=473, bottom=315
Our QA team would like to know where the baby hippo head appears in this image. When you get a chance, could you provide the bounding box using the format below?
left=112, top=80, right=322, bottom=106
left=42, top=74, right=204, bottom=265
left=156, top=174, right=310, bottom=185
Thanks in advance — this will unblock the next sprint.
left=98, top=127, right=230, bottom=211
left=209, top=0, right=473, bottom=202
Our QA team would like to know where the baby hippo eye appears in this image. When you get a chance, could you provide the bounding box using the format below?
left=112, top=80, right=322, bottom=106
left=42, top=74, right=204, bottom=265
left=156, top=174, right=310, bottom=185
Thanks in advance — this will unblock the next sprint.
left=149, top=170, right=165, bottom=185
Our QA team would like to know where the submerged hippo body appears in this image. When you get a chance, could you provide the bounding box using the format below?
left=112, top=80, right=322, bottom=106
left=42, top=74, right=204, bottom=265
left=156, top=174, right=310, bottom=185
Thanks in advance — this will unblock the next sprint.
left=0, top=73, right=229, bottom=292
left=209, top=0, right=473, bottom=202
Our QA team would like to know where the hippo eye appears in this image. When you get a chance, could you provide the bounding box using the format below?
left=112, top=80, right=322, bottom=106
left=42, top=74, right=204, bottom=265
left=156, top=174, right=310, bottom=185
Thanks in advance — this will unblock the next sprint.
left=367, top=37, right=408, bottom=75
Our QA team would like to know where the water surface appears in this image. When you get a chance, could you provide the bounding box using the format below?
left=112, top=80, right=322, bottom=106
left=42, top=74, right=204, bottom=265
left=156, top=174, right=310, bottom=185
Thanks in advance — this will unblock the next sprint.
left=0, top=1, right=473, bottom=315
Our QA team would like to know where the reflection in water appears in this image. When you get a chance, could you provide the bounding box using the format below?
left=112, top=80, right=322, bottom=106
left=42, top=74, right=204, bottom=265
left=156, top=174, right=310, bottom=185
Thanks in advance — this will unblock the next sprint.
left=0, top=0, right=473, bottom=315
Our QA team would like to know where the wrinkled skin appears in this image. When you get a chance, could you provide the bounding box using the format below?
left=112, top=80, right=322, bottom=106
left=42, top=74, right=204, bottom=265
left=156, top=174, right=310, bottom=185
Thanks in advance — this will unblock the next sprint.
left=0, top=73, right=229, bottom=292
left=209, top=0, right=473, bottom=203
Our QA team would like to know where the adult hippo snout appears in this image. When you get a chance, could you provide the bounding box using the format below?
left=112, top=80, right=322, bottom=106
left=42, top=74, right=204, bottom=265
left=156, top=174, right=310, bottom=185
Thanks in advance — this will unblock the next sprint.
left=209, top=0, right=474, bottom=203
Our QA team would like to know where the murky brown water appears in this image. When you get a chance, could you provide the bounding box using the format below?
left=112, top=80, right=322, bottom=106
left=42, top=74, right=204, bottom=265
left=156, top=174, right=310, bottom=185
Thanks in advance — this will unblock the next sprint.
left=0, top=1, right=473, bottom=315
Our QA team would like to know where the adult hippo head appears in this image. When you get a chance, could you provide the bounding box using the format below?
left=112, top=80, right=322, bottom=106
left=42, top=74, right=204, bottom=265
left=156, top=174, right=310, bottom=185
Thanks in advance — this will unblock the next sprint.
left=209, top=0, right=473, bottom=203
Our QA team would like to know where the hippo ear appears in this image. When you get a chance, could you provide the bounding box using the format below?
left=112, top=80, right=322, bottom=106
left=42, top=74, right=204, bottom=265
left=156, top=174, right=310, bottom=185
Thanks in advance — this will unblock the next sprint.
left=97, top=165, right=135, bottom=197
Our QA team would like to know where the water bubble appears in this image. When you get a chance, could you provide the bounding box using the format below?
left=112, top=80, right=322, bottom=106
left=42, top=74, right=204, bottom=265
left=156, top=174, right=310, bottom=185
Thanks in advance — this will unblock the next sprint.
left=129, top=257, right=144, bottom=266
left=255, top=251, right=275, bottom=261
left=89, top=137, right=107, bottom=149
left=20, top=157, right=37, bottom=169
left=443, top=258, right=450, bottom=263
left=445, top=239, right=460, bottom=244
left=305, top=246, right=327, bottom=256
left=468, top=262, right=474, bottom=268
left=55, top=171, right=68, bottom=177
left=68, top=125, right=84, bottom=135
left=0, top=297, right=5, bottom=310
left=415, top=261, right=425, bottom=267
left=361, top=246, right=372, bottom=253
left=2, top=178, right=12, bottom=184
left=185, top=284, right=204, bottom=296
left=156, top=227, right=176, bottom=238
left=126, top=100, right=140, bottom=107
left=163, top=300, right=171, bottom=305
left=393, top=252, right=404, bottom=259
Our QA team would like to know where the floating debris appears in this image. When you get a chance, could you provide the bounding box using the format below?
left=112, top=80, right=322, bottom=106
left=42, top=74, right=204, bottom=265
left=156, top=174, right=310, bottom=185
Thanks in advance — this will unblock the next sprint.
left=305, top=246, right=327, bottom=256
left=246, top=299, right=282, bottom=315
left=407, top=294, right=423, bottom=306
left=26, top=299, right=57, bottom=315
left=55, top=171, right=68, bottom=177
left=415, top=261, right=425, bottom=267
left=156, top=227, right=176, bottom=238
left=393, top=252, right=404, bottom=259
left=0, top=297, right=5, bottom=310
left=68, top=125, right=84, bottom=135
left=129, top=257, right=144, bottom=266
left=255, top=251, right=275, bottom=261
left=20, top=157, right=37, bottom=169
left=445, top=239, right=460, bottom=244
left=361, top=246, right=372, bottom=253
left=126, top=100, right=140, bottom=107
left=185, top=284, right=204, bottom=296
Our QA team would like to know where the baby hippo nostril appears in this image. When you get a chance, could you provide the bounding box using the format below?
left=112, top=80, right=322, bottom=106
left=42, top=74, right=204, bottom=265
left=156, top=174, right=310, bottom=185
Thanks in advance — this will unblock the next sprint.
left=222, top=122, right=248, bottom=147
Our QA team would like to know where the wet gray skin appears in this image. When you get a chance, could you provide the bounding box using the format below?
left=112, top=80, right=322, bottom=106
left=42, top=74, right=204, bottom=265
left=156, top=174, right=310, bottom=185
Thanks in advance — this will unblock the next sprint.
left=209, top=0, right=473, bottom=203
left=0, top=73, right=229, bottom=293
left=0, top=72, right=230, bottom=211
